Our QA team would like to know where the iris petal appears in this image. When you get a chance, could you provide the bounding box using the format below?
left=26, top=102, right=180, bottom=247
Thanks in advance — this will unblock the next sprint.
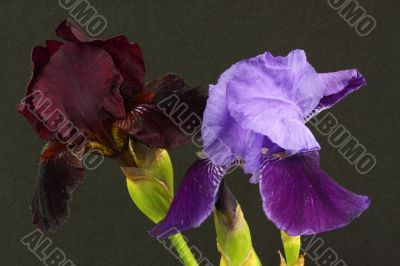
left=150, top=159, right=227, bottom=239
left=114, top=104, right=190, bottom=149
left=92, top=36, right=145, bottom=101
left=56, top=19, right=92, bottom=42
left=202, top=68, right=263, bottom=167
left=203, top=50, right=324, bottom=158
left=147, top=73, right=206, bottom=121
left=224, top=50, right=324, bottom=118
left=319, top=69, right=367, bottom=109
left=32, top=143, right=84, bottom=232
left=16, top=41, right=63, bottom=140
left=114, top=74, right=206, bottom=149
left=259, top=151, right=370, bottom=235
left=227, top=82, right=321, bottom=152
left=56, top=19, right=146, bottom=102
left=19, top=42, right=125, bottom=146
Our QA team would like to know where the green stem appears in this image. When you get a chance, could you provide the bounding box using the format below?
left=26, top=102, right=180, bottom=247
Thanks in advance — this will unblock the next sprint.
left=169, top=233, right=199, bottom=266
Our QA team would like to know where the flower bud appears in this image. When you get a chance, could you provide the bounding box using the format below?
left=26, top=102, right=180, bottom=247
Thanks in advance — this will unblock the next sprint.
left=279, top=231, right=303, bottom=266
left=214, top=182, right=261, bottom=266
left=121, top=138, right=174, bottom=223
left=279, top=251, right=304, bottom=266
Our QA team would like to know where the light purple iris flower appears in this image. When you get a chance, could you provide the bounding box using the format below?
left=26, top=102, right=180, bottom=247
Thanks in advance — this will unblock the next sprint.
left=151, top=50, right=370, bottom=238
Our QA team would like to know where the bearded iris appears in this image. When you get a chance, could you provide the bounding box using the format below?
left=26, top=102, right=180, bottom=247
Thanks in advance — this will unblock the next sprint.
left=17, top=19, right=205, bottom=232
left=151, top=49, right=370, bottom=239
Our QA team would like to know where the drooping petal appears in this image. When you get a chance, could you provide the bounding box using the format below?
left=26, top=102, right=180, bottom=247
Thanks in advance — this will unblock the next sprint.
left=115, top=74, right=207, bottom=149
left=259, top=151, right=370, bottom=235
left=150, top=159, right=227, bottom=239
left=319, top=69, right=367, bottom=109
left=32, top=143, right=84, bottom=232
left=114, top=104, right=190, bottom=149
left=250, top=138, right=288, bottom=183
left=147, top=73, right=206, bottom=117
left=18, top=42, right=125, bottom=146
left=202, top=67, right=264, bottom=167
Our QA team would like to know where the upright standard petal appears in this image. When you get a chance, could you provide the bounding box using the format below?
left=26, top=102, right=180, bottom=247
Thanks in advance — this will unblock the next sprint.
left=223, top=50, right=325, bottom=152
left=150, top=159, right=227, bottom=239
left=16, top=41, right=63, bottom=140
left=259, top=151, right=370, bottom=236
left=227, top=81, right=320, bottom=152
left=226, top=50, right=324, bottom=118
left=93, top=36, right=145, bottom=101
left=203, top=50, right=324, bottom=156
left=56, top=19, right=92, bottom=42
left=32, top=143, right=84, bottom=232
left=318, top=69, right=367, bottom=109
left=19, top=42, right=125, bottom=146
left=202, top=67, right=263, bottom=167
left=56, top=19, right=145, bottom=101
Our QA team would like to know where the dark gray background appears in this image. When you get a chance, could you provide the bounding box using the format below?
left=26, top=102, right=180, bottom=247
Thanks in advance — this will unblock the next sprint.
left=1, top=0, right=399, bottom=265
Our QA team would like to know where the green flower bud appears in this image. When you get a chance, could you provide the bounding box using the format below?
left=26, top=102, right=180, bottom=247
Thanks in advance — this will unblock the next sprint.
left=279, top=251, right=304, bottom=266
left=122, top=138, right=173, bottom=223
left=279, top=231, right=303, bottom=266
left=128, top=138, right=174, bottom=192
left=122, top=138, right=199, bottom=265
left=214, top=182, right=262, bottom=266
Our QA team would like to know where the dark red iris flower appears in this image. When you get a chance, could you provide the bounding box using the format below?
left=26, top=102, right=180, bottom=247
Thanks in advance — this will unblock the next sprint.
left=17, top=19, right=205, bottom=232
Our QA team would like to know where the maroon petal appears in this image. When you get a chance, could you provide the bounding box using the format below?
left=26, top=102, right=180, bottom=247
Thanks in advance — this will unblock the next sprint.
left=147, top=73, right=206, bottom=117
left=114, top=104, right=189, bottom=149
left=17, top=41, right=63, bottom=140
left=56, top=19, right=92, bottom=42
left=18, top=42, right=125, bottom=145
left=46, top=40, right=64, bottom=55
left=259, top=151, right=370, bottom=236
left=92, top=36, right=145, bottom=101
left=55, top=19, right=145, bottom=101
left=113, top=74, right=206, bottom=149
left=32, top=143, right=84, bottom=232
left=150, top=159, right=227, bottom=239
